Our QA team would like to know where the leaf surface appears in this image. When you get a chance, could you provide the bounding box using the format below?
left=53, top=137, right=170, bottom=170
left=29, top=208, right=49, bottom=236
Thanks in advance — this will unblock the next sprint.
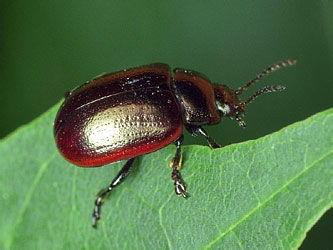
left=1, top=106, right=332, bottom=249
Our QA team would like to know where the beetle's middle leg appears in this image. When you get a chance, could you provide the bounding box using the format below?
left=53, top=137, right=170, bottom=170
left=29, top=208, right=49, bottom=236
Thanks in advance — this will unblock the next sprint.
left=170, top=135, right=188, bottom=198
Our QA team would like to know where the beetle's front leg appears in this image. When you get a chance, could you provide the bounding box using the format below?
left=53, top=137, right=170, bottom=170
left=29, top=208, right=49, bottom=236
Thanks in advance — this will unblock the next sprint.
left=170, top=135, right=188, bottom=198
left=185, top=124, right=221, bottom=149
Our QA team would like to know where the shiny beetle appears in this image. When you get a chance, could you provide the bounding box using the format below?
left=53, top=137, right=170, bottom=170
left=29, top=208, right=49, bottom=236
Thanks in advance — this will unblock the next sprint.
left=54, top=59, right=296, bottom=227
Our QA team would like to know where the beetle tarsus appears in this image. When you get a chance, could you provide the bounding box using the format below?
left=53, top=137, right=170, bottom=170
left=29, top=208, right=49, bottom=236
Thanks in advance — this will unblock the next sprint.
left=92, top=195, right=105, bottom=228
left=170, top=154, right=183, bottom=170
left=91, top=158, right=135, bottom=228
left=92, top=212, right=100, bottom=228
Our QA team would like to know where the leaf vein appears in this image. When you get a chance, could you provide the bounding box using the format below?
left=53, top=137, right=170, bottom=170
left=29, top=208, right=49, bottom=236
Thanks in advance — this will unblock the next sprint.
left=204, top=149, right=333, bottom=249
left=5, top=152, right=57, bottom=250
left=158, top=194, right=173, bottom=250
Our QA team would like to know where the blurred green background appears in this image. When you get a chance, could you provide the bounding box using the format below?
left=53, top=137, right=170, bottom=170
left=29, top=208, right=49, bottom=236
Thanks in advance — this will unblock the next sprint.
left=1, top=1, right=332, bottom=248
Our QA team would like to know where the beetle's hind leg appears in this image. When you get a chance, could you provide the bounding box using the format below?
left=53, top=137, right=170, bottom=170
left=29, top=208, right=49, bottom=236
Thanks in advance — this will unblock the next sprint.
left=170, top=135, right=188, bottom=198
left=92, top=158, right=135, bottom=228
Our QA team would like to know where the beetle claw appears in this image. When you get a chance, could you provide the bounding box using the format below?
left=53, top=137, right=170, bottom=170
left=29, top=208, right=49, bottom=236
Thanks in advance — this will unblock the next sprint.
left=92, top=214, right=99, bottom=228
left=175, top=180, right=188, bottom=198
left=92, top=199, right=102, bottom=228
left=172, top=169, right=188, bottom=198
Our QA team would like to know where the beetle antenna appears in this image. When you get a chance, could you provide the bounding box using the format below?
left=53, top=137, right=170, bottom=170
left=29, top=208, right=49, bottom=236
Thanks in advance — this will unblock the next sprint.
left=240, top=85, right=285, bottom=107
left=235, top=59, right=296, bottom=95
left=235, top=115, right=246, bottom=127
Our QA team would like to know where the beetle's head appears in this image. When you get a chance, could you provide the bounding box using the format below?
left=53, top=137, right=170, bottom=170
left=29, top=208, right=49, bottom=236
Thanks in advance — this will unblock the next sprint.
left=214, top=59, right=296, bottom=127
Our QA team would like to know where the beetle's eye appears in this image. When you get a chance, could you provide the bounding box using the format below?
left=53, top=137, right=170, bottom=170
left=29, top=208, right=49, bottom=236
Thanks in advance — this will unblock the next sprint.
left=216, top=102, right=231, bottom=116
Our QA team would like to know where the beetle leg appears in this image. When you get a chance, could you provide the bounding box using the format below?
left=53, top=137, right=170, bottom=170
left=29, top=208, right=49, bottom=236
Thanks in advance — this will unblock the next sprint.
left=92, top=158, right=135, bottom=228
left=196, top=127, right=221, bottom=148
left=170, top=135, right=188, bottom=198
left=185, top=124, right=221, bottom=149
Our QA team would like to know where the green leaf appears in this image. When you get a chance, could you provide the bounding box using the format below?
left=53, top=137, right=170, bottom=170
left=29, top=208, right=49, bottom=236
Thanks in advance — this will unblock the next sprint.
left=1, top=105, right=332, bottom=249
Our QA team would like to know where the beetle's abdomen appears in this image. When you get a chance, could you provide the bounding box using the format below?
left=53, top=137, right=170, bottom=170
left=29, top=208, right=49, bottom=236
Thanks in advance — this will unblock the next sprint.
left=54, top=64, right=183, bottom=166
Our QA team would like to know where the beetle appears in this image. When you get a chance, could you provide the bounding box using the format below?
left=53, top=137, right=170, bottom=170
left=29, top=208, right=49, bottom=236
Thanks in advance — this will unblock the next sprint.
left=54, top=59, right=296, bottom=228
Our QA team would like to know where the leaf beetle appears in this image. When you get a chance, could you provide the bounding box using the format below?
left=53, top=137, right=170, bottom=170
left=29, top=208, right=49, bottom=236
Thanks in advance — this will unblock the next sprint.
left=54, top=59, right=296, bottom=227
